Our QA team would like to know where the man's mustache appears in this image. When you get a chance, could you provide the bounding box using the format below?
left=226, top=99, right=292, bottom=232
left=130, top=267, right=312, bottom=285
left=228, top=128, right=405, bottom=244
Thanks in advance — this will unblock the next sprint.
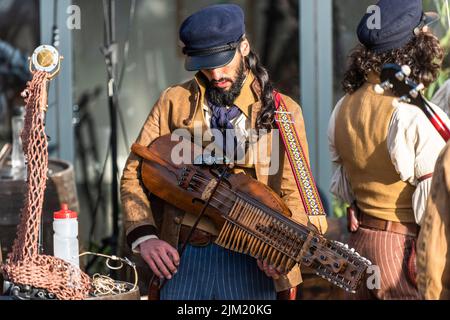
left=210, top=78, right=233, bottom=85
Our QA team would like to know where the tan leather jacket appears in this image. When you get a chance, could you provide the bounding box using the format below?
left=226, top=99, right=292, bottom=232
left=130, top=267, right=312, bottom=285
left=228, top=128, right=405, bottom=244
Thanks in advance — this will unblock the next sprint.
left=120, top=72, right=328, bottom=292
left=417, top=142, right=450, bottom=299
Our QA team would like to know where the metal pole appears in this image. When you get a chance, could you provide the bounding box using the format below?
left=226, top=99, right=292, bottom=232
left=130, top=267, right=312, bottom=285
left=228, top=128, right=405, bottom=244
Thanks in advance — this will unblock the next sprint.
left=299, top=0, right=333, bottom=214
left=40, top=0, right=74, bottom=164
left=104, top=0, right=119, bottom=256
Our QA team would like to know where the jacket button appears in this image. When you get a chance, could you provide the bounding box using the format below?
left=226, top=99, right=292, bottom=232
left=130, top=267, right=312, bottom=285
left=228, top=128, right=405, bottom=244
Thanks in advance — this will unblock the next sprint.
left=174, top=216, right=182, bottom=225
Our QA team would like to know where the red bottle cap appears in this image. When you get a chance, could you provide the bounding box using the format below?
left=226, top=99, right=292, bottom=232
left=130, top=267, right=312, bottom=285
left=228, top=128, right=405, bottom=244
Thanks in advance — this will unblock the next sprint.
left=54, top=203, right=78, bottom=219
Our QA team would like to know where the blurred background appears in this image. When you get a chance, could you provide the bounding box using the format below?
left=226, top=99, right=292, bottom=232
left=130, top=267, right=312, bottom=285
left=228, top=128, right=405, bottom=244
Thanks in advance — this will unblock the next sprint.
left=0, top=0, right=448, bottom=298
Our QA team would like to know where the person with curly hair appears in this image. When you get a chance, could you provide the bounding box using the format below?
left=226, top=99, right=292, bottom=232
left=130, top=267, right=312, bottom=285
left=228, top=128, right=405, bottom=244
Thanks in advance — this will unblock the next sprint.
left=328, top=0, right=450, bottom=299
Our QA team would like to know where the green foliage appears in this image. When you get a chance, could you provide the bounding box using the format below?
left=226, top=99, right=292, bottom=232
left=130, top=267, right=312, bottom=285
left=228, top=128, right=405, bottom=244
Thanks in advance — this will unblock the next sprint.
left=332, top=197, right=348, bottom=218
left=424, top=0, right=450, bottom=99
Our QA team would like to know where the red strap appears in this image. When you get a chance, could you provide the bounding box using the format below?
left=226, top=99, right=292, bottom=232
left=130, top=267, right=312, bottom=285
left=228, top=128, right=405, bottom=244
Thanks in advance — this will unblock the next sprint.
left=272, top=90, right=326, bottom=216
left=418, top=173, right=433, bottom=182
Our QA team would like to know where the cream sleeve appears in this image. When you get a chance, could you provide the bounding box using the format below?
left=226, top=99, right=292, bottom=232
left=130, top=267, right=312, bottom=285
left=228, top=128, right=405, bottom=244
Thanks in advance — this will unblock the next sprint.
left=328, top=96, right=355, bottom=204
left=387, top=99, right=450, bottom=225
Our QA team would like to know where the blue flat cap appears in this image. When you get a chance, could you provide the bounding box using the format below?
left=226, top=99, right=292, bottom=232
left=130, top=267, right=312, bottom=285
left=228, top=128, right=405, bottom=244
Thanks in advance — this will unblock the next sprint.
left=179, top=4, right=245, bottom=71
left=357, top=0, right=439, bottom=53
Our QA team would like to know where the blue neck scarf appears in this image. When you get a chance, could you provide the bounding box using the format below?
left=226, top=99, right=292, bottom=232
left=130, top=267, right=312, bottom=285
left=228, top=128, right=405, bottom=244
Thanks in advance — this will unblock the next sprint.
left=208, top=101, right=242, bottom=131
left=207, top=98, right=242, bottom=160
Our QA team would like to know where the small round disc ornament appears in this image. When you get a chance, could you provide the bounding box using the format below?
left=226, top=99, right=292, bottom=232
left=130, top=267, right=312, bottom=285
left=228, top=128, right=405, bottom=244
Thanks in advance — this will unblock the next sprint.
left=31, top=45, right=60, bottom=73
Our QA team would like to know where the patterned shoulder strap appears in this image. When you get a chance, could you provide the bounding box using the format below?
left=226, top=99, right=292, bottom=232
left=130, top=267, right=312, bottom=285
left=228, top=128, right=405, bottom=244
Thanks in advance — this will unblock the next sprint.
left=273, top=91, right=326, bottom=217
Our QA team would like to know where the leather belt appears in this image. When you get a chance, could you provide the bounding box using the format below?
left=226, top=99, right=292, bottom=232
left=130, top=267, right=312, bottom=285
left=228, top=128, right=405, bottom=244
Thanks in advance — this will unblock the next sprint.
left=179, top=225, right=217, bottom=247
left=359, top=212, right=419, bottom=237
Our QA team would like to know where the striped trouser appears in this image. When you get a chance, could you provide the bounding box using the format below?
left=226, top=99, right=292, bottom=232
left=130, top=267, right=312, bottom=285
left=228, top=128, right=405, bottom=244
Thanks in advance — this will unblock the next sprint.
left=160, top=243, right=276, bottom=300
left=345, top=227, right=421, bottom=300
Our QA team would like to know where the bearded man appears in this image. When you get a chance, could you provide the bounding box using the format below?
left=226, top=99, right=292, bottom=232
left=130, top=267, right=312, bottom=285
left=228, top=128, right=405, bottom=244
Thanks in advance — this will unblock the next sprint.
left=120, top=4, right=326, bottom=300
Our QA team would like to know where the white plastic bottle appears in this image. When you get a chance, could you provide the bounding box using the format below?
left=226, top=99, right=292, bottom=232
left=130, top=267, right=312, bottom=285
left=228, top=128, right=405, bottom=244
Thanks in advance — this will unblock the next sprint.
left=53, top=204, right=80, bottom=267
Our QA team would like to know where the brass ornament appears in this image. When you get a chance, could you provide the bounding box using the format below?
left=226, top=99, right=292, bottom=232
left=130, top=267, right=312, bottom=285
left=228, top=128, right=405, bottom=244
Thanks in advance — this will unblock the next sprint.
left=30, top=45, right=63, bottom=79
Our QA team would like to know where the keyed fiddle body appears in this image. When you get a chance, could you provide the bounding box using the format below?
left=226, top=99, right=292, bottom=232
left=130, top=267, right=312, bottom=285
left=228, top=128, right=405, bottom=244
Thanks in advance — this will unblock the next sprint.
left=132, top=134, right=371, bottom=293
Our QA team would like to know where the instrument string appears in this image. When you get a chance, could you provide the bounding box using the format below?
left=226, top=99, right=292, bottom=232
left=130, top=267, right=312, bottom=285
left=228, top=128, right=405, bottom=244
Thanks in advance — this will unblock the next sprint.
left=210, top=193, right=348, bottom=267
left=189, top=181, right=307, bottom=261
left=192, top=174, right=310, bottom=224
left=189, top=176, right=348, bottom=266
left=183, top=177, right=359, bottom=289
left=192, top=174, right=318, bottom=237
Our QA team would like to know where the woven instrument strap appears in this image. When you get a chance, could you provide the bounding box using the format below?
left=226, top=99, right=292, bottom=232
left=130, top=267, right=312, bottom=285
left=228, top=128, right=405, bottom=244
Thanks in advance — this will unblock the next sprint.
left=273, top=91, right=326, bottom=219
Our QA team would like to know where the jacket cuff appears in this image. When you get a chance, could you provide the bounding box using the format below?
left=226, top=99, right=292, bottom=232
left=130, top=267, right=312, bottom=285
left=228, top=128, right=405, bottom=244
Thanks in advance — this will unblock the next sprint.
left=126, top=224, right=159, bottom=249
left=131, top=235, right=159, bottom=253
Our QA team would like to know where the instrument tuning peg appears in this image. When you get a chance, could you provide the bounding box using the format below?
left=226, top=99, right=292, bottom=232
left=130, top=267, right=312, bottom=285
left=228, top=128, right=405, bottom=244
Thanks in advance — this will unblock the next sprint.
left=374, top=81, right=393, bottom=95
left=374, top=84, right=385, bottom=95
left=416, top=83, right=425, bottom=91
left=398, top=96, right=411, bottom=104
left=401, top=65, right=412, bottom=77
left=395, top=71, right=405, bottom=81
left=335, top=241, right=344, bottom=247
left=409, top=83, right=425, bottom=99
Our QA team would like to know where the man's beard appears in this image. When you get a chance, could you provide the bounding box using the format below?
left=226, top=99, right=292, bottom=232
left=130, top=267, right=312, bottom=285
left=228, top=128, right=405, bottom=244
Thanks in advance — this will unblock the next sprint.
left=205, top=59, right=247, bottom=107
